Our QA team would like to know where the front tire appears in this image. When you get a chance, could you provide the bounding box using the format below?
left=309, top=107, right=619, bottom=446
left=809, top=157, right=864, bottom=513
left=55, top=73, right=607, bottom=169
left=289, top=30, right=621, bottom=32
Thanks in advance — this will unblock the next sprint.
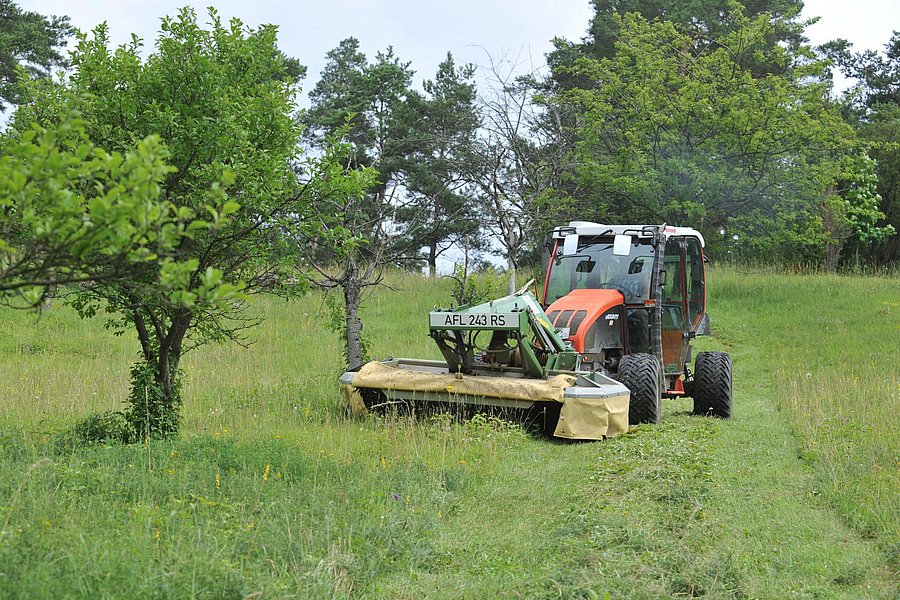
left=618, top=353, right=662, bottom=424
left=692, top=351, right=732, bottom=418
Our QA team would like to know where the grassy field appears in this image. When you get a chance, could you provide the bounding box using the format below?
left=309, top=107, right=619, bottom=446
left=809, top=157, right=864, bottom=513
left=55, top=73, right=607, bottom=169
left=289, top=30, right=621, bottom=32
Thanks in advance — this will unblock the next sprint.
left=0, top=268, right=897, bottom=598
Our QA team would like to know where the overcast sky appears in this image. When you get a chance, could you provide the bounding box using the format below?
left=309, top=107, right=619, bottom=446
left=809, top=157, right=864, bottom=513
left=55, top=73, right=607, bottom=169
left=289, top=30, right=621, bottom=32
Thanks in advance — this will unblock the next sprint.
left=27, top=0, right=593, bottom=104
left=26, top=0, right=900, bottom=100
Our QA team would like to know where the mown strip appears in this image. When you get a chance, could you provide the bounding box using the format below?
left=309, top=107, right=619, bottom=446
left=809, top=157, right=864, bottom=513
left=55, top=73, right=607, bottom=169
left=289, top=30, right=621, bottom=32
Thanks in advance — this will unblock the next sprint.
left=710, top=267, right=899, bottom=573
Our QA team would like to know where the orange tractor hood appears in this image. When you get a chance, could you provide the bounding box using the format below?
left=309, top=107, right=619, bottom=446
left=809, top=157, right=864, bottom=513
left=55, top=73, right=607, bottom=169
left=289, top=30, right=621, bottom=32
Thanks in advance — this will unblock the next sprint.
left=545, top=289, right=624, bottom=353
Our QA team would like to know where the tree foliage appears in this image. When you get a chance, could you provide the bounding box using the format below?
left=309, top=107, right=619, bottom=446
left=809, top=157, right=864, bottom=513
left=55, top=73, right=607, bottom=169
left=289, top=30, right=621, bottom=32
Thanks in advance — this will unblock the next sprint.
left=302, top=39, right=431, bottom=367
left=13, top=8, right=346, bottom=439
left=824, top=32, right=900, bottom=264
left=836, top=154, right=893, bottom=245
left=0, top=111, right=180, bottom=304
left=824, top=31, right=900, bottom=112
left=858, top=104, right=900, bottom=263
left=554, top=11, right=855, bottom=262
left=399, top=53, right=481, bottom=276
left=563, top=0, right=809, bottom=76
left=0, top=0, right=74, bottom=110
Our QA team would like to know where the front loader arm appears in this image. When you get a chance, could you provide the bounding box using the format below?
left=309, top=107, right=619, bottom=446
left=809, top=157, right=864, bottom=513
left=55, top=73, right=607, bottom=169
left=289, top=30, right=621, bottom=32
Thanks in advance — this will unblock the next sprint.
left=429, top=290, right=578, bottom=378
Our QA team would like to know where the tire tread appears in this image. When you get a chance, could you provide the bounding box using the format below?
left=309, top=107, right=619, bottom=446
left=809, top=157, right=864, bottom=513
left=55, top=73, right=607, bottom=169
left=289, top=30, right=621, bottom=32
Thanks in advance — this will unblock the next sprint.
left=618, top=353, right=662, bottom=424
left=693, top=351, right=732, bottom=418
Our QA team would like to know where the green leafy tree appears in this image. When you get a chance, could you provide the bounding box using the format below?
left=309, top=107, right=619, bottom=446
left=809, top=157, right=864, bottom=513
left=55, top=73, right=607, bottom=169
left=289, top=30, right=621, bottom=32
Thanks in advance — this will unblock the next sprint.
left=859, top=104, right=900, bottom=263
left=399, top=53, right=481, bottom=276
left=0, top=0, right=74, bottom=110
left=822, top=153, right=895, bottom=267
left=823, top=33, right=900, bottom=264
left=556, top=12, right=853, bottom=262
left=302, top=39, right=422, bottom=368
left=15, top=8, right=341, bottom=439
left=303, top=38, right=370, bottom=153
left=0, top=110, right=181, bottom=304
left=824, top=32, right=900, bottom=113
left=555, top=0, right=809, bottom=78
left=298, top=133, right=379, bottom=369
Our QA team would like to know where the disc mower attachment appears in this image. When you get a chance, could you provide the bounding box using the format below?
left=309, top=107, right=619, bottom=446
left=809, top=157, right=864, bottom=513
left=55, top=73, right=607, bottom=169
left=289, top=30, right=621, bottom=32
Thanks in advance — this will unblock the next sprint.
left=340, top=359, right=630, bottom=440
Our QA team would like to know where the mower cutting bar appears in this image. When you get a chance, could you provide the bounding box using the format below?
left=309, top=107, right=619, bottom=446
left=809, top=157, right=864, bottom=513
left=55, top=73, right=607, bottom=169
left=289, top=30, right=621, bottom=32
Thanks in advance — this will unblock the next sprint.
left=339, top=359, right=631, bottom=440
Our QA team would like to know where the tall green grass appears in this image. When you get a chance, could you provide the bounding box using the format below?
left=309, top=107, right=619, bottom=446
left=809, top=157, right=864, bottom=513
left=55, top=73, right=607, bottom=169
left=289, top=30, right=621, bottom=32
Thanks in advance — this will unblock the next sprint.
left=0, top=269, right=896, bottom=597
left=0, top=279, right=446, bottom=435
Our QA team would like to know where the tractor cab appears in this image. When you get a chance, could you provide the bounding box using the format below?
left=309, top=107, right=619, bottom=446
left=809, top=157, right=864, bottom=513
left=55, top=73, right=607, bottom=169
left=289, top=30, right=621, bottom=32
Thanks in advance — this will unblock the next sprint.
left=542, top=222, right=727, bottom=423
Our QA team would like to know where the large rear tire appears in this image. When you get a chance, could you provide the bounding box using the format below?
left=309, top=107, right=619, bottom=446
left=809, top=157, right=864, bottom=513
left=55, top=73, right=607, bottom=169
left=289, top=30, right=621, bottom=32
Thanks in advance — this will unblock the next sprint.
left=692, top=351, right=732, bottom=418
left=618, top=353, right=662, bottom=424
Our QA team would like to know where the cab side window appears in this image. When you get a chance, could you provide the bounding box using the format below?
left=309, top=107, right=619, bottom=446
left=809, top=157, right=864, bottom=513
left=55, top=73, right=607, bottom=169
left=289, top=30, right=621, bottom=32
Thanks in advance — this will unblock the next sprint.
left=662, top=244, right=684, bottom=305
left=685, top=237, right=705, bottom=326
left=661, top=240, right=686, bottom=331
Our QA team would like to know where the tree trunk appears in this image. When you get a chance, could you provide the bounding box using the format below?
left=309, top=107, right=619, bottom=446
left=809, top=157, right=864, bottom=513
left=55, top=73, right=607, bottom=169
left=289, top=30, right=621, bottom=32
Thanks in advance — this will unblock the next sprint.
left=343, top=262, right=365, bottom=370
left=156, top=314, right=190, bottom=431
left=821, top=188, right=848, bottom=271
left=507, top=254, right=517, bottom=295
left=428, top=241, right=438, bottom=278
left=128, top=308, right=190, bottom=439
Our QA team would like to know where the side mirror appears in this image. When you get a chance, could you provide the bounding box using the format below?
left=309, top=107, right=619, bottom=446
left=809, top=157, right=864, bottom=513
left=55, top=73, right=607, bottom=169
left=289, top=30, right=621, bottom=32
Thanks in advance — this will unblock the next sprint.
left=695, top=312, right=711, bottom=335
left=562, top=233, right=579, bottom=256
left=612, top=234, right=631, bottom=256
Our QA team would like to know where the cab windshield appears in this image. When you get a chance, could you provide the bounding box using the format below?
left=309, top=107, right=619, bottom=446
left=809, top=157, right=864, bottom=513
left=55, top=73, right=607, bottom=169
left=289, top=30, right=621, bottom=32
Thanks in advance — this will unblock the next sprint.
left=545, top=239, right=654, bottom=303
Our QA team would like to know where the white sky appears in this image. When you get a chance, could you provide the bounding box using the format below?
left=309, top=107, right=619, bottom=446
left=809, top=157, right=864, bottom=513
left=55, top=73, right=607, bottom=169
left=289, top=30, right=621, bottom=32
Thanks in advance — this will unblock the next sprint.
left=25, top=0, right=899, bottom=99
left=25, top=0, right=594, bottom=104
left=801, top=0, right=898, bottom=91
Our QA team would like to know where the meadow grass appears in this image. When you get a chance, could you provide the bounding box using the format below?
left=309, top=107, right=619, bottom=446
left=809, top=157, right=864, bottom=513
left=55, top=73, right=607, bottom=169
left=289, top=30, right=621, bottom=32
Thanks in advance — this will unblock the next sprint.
left=0, top=269, right=896, bottom=598
left=709, top=267, right=899, bottom=564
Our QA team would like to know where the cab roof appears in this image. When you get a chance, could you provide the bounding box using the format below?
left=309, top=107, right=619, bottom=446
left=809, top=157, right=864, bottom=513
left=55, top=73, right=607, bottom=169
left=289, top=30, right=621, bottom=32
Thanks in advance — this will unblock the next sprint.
left=552, top=221, right=705, bottom=248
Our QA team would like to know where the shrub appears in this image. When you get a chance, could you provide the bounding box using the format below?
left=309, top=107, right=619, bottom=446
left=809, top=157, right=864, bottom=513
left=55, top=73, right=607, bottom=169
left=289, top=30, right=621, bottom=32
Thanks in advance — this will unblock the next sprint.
left=55, top=409, right=130, bottom=452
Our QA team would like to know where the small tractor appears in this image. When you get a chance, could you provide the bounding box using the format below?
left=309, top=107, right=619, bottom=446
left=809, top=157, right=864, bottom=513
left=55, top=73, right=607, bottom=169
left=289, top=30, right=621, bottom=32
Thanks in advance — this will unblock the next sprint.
left=341, top=222, right=732, bottom=439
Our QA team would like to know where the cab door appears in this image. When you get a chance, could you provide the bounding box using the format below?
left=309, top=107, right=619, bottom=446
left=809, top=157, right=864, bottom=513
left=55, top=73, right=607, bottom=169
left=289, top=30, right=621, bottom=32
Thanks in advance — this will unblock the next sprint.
left=684, top=236, right=706, bottom=330
left=661, top=238, right=688, bottom=374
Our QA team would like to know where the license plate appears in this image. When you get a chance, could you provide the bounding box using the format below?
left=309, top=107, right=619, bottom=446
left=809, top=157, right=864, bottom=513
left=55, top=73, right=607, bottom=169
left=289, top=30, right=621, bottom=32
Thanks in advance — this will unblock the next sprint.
left=429, top=312, right=520, bottom=330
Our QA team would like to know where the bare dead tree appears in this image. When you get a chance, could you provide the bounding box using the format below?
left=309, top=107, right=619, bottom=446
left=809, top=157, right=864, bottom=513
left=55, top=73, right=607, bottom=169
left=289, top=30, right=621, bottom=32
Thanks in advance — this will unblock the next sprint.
left=297, top=146, right=429, bottom=370
left=467, top=49, right=574, bottom=293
